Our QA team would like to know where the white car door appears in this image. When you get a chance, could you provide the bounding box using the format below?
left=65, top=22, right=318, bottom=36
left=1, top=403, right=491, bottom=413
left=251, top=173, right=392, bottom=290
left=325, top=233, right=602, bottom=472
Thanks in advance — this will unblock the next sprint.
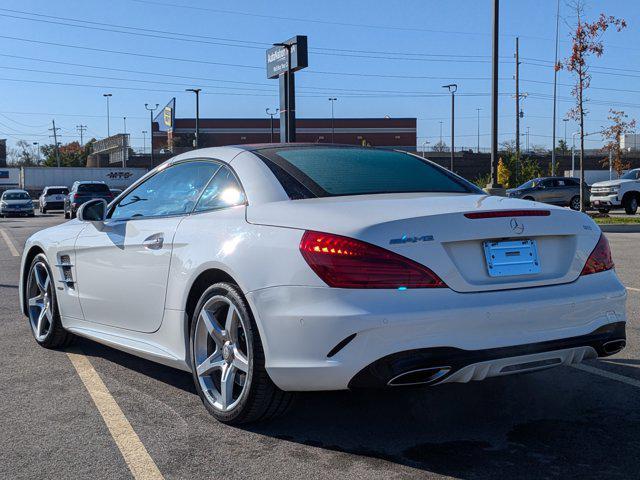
left=74, top=160, right=222, bottom=333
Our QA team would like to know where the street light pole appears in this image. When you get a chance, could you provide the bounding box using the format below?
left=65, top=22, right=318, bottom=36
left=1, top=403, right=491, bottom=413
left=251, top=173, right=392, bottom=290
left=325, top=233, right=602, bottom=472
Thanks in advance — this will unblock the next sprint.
left=476, top=108, right=482, bottom=153
left=328, top=97, right=337, bottom=143
left=442, top=84, right=457, bottom=171
left=185, top=88, right=201, bottom=148
left=562, top=118, right=569, bottom=156
left=144, top=103, right=159, bottom=167
left=551, top=0, right=561, bottom=176
left=488, top=0, right=501, bottom=191
left=266, top=108, right=278, bottom=143
left=32, top=142, right=40, bottom=163
left=142, top=130, right=148, bottom=154
left=103, top=93, right=112, bottom=137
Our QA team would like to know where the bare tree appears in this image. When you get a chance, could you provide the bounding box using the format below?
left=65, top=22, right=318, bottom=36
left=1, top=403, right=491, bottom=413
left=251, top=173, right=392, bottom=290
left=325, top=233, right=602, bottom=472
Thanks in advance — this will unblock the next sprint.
left=7, top=140, right=40, bottom=166
left=432, top=140, right=449, bottom=152
left=557, top=1, right=626, bottom=210
left=602, top=109, right=636, bottom=177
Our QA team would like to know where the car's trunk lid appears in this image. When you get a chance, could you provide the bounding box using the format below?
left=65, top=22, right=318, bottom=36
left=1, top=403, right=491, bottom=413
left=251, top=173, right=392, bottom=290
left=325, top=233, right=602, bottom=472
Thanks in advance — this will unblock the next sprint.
left=247, top=193, right=600, bottom=292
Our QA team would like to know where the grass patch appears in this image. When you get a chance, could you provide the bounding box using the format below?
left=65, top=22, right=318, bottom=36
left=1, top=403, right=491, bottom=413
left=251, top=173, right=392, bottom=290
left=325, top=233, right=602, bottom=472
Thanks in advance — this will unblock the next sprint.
left=592, top=216, right=640, bottom=224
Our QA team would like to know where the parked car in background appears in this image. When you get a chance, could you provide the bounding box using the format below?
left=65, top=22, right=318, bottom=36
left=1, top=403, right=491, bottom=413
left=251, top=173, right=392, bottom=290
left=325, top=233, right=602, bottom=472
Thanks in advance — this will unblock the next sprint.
left=38, top=186, right=69, bottom=213
left=506, top=177, right=589, bottom=210
left=0, top=189, right=35, bottom=217
left=590, top=168, right=640, bottom=215
left=64, top=181, right=113, bottom=219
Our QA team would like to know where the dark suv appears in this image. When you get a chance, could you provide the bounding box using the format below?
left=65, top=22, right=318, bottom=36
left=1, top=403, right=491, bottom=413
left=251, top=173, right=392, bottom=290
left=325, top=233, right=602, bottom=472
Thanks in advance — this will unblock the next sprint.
left=506, top=177, right=590, bottom=210
left=64, top=181, right=113, bottom=219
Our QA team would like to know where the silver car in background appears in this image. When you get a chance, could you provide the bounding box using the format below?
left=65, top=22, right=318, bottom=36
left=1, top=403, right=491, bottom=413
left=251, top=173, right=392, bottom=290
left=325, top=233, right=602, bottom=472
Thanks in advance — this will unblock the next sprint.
left=0, top=189, right=35, bottom=217
left=506, top=177, right=590, bottom=211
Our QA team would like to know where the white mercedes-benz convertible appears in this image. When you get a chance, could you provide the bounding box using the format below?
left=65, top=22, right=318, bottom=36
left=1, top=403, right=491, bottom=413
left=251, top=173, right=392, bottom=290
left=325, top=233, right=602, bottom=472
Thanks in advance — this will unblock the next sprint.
left=19, top=145, right=627, bottom=424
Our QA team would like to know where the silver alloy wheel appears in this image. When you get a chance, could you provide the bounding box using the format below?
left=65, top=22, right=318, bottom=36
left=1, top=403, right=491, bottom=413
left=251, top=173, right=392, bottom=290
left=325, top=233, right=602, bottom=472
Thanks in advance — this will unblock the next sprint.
left=194, top=296, right=251, bottom=412
left=27, top=261, right=54, bottom=342
left=570, top=196, right=581, bottom=210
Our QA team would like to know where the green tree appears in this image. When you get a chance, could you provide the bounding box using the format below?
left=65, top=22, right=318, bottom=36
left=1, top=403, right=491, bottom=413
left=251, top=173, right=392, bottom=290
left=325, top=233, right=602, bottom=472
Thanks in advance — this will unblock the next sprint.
left=41, top=141, right=93, bottom=167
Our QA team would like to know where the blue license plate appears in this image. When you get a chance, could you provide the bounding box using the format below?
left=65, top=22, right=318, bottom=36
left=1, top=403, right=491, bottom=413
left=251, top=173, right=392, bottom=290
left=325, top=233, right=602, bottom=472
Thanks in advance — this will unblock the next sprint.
left=483, top=239, right=541, bottom=277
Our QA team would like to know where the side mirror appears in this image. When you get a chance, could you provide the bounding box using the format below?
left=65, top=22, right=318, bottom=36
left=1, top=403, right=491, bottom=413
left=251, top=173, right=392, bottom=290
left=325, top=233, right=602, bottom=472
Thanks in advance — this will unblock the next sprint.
left=77, top=199, right=107, bottom=223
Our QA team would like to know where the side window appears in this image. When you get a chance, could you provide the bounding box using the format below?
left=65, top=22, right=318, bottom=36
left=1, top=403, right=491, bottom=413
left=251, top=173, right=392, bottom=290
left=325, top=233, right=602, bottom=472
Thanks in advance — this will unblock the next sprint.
left=194, top=166, right=246, bottom=212
left=110, top=161, right=220, bottom=220
left=541, top=179, right=553, bottom=188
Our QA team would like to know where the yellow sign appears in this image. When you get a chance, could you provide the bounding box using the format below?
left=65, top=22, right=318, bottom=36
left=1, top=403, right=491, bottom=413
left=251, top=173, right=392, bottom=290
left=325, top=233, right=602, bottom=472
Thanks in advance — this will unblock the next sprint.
left=163, top=107, right=172, bottom=127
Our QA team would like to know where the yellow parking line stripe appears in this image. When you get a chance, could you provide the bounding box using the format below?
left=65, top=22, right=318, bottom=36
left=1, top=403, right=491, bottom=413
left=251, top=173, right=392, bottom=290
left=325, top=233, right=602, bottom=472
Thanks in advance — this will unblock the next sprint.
left=572, top=363, right=640, bottom=389
left=627, top=287, right=640, bottom=293
left=0, top=228, right=20, bottom=257
left=67, top=351, right=164, bottom=480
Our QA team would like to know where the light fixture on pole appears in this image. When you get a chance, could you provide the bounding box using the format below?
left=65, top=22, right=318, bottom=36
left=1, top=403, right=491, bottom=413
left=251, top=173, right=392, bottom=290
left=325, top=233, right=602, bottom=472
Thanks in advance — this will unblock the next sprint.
left=185, top=88, right=201, bottom=148
left=442, top=84, right=457, bottom=171
left=422, top=138, right=430, bottom=158
left=102, top=93, right=112, bottom=137
left=144, top=103, right=159, bottom=167
left=328, top=97, right=337, bottom=143
left=266, top=108, right=278, bottom=143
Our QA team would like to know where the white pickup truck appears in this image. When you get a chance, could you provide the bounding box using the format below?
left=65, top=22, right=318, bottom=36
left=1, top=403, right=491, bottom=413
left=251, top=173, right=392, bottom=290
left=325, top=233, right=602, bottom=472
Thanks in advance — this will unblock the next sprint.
left=590, top=168, right=640, bottom=214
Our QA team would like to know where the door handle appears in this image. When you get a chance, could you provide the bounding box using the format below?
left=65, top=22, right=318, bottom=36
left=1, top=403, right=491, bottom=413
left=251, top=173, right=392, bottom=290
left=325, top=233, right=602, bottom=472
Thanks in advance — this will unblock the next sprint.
left=142, top=233, right=164, bottom=250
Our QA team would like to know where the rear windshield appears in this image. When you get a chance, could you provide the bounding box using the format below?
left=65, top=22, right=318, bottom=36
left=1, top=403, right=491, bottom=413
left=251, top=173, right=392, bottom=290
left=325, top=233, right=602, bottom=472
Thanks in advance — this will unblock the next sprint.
left=2, top=192, right=30, bottom=200
left=257, top=147, right=480, bottom=199
left=46, top=188, right=68, bottom=195
left=78, top=183, right=110, bottom=193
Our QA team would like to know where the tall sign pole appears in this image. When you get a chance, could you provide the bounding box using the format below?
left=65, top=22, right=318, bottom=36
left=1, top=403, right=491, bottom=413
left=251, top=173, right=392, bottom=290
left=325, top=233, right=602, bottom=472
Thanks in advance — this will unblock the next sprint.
left=145, top=103, right=159, bottom=167
left=266, top=36, right=308, bottom=143
left=486, top=0, right=504, bottom=194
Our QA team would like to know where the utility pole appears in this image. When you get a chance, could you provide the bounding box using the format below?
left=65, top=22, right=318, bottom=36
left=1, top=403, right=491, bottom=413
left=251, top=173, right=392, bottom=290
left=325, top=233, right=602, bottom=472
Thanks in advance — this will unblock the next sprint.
left=123, top=117, right=127, bottom=135
left=142, top=130, right=148, bottom=154
left=526, top=126, right=530, bottom=152
left=515, top=37, right=520, bottom=168
left=442, top=84, right=457, bottom=171
left=551, top=0, right=561, bottom=176
left=328, top=97, right=337, bottom=143
left=185, top=88, right=201, bottom=148
left=476, top=108, right=482, bottom=153
left=103, top=93, right=112, bottom=137
left=49, top=120, right=61, bottom=167
left=487, top=0, right=502, bottom=192
left=145, top=103, right=159, bottom=167
left=76, top=124, right=87, bottom=145
left=439, top=121, right=443, bottom=145
left=266, top=108, right=278, bottom=143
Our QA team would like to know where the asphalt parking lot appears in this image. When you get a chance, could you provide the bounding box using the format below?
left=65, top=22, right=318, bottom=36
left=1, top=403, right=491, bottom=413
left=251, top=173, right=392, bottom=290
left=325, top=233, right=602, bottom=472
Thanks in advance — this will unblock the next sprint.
left=1, top=213, right=639, bottom=480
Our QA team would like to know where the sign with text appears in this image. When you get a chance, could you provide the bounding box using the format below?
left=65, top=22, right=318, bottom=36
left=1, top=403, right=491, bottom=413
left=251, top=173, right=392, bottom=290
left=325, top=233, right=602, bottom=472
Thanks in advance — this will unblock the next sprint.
left=266, top=36, right=308, bottom=79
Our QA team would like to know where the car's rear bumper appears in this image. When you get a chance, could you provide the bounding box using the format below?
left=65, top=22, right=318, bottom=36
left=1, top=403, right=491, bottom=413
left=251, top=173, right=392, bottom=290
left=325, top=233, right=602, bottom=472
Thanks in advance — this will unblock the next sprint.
left=247, top=270, right=627, bottom=391
left=42, top=201, right=64, bottom=210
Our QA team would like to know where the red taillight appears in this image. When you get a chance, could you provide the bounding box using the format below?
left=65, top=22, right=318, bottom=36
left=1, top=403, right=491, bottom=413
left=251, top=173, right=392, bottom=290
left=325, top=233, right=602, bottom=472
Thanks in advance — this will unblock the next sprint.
left=464, top=210, right=550, bottom=219
left=581, top=234, right=614, bottom=276
left=72, top=193, right=79, bottom=201
left=299, top=230, right=447, bottom=289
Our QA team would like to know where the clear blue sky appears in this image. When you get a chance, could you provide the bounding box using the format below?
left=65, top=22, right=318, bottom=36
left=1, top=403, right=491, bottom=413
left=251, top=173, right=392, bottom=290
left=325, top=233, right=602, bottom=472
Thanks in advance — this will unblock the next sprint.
left=0, top=0, right=638, bottom=152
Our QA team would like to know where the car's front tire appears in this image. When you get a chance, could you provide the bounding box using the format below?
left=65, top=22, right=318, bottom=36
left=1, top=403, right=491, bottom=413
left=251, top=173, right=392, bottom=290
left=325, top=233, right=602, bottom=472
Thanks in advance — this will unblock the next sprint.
left=26, top=254, right=74, bottom=348
left=623, top=194, right=638, bottom=215
left=189, top=282, right=294, bottom=424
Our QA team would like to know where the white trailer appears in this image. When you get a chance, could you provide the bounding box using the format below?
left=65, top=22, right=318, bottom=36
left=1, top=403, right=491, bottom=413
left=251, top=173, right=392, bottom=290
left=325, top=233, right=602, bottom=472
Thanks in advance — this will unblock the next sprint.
left=0, top=167, right=21, bottom=188
left=20, top=167, right=147, bottom=192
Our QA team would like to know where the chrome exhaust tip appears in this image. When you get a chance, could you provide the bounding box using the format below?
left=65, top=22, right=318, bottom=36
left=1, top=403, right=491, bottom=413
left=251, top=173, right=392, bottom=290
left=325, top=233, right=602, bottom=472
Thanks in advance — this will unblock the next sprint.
left=602, top=339, right=626, bottom=355
left=387, top=366, right=451, bottom=387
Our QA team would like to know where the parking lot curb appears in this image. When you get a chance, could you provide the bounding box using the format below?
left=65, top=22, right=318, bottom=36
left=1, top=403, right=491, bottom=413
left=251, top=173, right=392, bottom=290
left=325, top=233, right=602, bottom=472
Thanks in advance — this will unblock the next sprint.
left=600, top=224, right=640, bottom=233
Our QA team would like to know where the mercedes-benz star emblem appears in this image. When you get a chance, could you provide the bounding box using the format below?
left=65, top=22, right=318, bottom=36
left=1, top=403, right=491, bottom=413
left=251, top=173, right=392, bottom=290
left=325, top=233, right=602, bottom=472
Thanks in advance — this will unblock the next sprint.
left=510, top=218, right=525, bottom=234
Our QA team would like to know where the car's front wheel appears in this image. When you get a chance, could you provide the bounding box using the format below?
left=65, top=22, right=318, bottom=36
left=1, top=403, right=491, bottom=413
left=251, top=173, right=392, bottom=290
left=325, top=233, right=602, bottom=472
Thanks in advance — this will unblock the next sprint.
left=623, top=194, right=639, bottom=215
left=26, top=254, right=74, bottom=348
left=190, top=282, right=294, bottom=424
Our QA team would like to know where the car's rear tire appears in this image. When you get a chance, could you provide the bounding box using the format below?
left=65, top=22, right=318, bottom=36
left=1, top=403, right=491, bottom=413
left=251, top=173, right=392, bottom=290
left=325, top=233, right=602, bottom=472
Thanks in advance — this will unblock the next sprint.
left=569, top=196, right=581, bottom=211
left=26, top=254, right=74, bottom=349
left=523, top=196, right=535, bottom=201
left=42, top=207, right=47, bottom=214
left=623, top=194, right=638, bottom=215
left=189, top=282, right=294, bottom=425
left=64, top=209, right=70, bottom=219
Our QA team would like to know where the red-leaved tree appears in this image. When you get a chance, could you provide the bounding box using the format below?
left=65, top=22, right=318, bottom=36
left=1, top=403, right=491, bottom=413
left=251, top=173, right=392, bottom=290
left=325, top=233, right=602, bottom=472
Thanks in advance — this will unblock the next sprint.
left=556, top=1, right=627, bottom=210
left=601, top=109, right=636, bottom=177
